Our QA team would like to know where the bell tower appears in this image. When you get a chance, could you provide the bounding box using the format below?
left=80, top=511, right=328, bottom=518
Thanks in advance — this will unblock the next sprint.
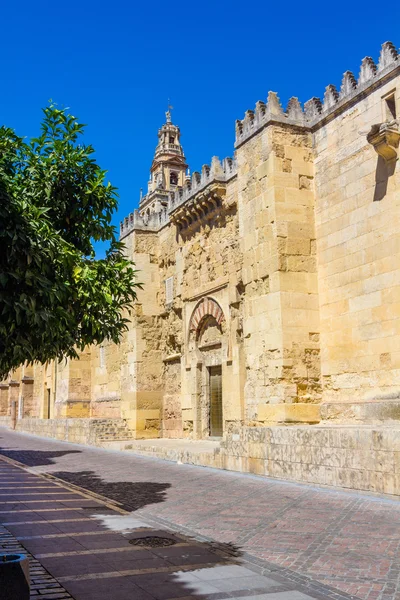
left=139, top=108, right=188, bottom=216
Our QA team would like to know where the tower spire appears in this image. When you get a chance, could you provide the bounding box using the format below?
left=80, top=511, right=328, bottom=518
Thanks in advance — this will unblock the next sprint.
left=139, top=106, right=188, bottom=216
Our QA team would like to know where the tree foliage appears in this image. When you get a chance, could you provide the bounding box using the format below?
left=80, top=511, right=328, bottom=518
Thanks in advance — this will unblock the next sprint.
left=0, top=104, right=140, bottom=379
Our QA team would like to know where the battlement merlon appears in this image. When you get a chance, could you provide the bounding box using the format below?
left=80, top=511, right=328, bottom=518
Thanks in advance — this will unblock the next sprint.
left=235, top=41, right=399, bottom=148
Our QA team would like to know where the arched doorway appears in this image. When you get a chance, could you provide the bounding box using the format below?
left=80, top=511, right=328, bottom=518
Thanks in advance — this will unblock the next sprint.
left=189, top=298, right=226, bottom=439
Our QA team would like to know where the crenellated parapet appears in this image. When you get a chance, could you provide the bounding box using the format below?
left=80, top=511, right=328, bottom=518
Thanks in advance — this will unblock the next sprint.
left=120, top=157, right=237, bottom=238
left=168, top=156, right=237, bottom=235
left=120, top=207, right=169, bottom=238
left=168, top=156, right=237, bottom=216
left=235, top=41, right=399, bottom=147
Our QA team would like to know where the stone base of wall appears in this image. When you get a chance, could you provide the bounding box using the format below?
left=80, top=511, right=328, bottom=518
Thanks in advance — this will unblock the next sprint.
left=220, top=425, right=400, bottom=496
left=3, top=418, right=399, bottom=496
left=13, top=417, right=100, bottom=445
left=2, top=417, right=135, bottom=446
left=122, top=425, right=400, bottom=497
left=0, top=416, right=12, bottom=428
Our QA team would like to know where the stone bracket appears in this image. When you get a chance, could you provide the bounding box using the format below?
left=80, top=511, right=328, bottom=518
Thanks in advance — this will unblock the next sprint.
left=367, top=119, right=400, bottom=162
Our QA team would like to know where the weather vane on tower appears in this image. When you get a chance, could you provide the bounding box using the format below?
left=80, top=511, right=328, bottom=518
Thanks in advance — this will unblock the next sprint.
left=166, top=99, right=173, bottom=123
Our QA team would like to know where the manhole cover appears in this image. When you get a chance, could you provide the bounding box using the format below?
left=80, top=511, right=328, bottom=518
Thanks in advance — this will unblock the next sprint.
left=129, top=536, right=176, bottom=548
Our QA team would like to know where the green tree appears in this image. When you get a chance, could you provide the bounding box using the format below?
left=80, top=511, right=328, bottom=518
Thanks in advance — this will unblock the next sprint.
left=0, top=104, right=140, bottom=379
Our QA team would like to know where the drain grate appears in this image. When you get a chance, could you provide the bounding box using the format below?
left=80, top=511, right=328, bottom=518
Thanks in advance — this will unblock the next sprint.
left=129, top=536, right=177, bottom=548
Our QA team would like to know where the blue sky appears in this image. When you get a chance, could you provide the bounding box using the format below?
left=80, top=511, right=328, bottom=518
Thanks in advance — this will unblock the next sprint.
left=1, top=1, right=399, bottom=257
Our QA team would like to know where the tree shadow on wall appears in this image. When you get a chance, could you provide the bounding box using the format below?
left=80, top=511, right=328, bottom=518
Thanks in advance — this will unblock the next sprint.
left=0, top=447, right=82, bottom=467
left=51, top=470, right=171, bottom=512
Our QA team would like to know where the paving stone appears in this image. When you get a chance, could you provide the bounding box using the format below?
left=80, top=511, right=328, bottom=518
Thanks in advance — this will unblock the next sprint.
left=0, top=524, right=73, bottom=599
left=186, top=564, right=257, bottom=580
left=137, top=579, right=221, bottom=599
left=228, top=594, right=316, bottom=600
left=209, top=575, right=284, bottom=592
left=2, top=429, right=397, bottom=600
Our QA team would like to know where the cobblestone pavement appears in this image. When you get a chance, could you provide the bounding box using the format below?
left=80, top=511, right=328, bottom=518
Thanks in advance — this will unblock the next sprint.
left=0, top=429, right=399, bottom=600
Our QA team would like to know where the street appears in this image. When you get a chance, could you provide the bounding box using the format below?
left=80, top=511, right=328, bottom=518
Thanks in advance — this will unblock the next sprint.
left=0, top=428, right=398, bottom=600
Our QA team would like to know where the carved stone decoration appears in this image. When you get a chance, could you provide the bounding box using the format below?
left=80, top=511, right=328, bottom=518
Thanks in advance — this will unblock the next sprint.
left=243, top=110, right=255, bottom=134
left=255, top=100, right=266, bottom=119
left=267, top=91, right=283, bottom=116
left=235, top=119, right=243, bottom=137
left=367, top=120, right=400, bottom=162
left=190, top=297, right=225, bottom=332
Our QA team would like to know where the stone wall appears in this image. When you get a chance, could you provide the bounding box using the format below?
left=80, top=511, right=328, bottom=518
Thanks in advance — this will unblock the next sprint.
left=314, top=73, right=400, bottom=407
left=14, top=417, right=97, bottom=445
left=223, top=425, right=400, bottom=496
left=118, top=230, right=163, bottom=437
left=1, top=42, right=399, bottom=496
left=90, top=340, right=122, bottom=418
left=126, top=424, right=400, bottom=496
left=152, top=174, right=244, bottom=438
left=237, top=123, right=321, bottom=424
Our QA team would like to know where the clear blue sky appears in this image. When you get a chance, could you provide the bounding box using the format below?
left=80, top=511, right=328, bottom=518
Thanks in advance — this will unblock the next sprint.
left=1, top=1, right=399, bottom=256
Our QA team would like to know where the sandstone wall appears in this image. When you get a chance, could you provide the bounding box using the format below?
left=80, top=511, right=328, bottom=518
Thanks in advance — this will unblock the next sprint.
left=12, top=417, right=104, bottom=445
left=127, top=425, right=400, bottom=496
left=91, top=341, right=122, bottom=418
left=1, top=45, right=399, bottom=499
left=314, top=75, right=400, bottom=405
left=155, top=175, right=244, bottom=438
left=118, top=231, right=163, bottom=436
left=236, top=123, right=321, bottom=425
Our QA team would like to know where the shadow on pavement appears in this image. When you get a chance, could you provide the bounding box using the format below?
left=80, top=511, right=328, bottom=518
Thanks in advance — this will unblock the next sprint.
left=51, top=470, right=171, bottom=512
left=61, top=532, right=251, bottom=600
left=45, top=471, right=278, bottom=600
left=0, top=447, right=82, bottom=466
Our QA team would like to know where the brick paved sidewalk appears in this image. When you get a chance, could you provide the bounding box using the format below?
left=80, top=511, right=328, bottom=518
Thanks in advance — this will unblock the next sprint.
left=0, top=523, right=72, bottom=599
left=0, top=455, right=347, bottom=600
left=0, top=429, right=399, bottom=600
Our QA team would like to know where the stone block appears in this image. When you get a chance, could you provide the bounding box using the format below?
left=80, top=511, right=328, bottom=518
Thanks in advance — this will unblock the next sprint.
left=257, top=403, right=321, bottom=424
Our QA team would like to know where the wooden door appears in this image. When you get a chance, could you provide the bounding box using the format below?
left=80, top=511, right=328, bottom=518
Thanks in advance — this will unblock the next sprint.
left=209, top=365, right=223, bottom=437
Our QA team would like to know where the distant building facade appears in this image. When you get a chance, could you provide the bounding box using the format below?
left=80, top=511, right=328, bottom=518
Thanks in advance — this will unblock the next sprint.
left=1, top=42, right=400, bottom=495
